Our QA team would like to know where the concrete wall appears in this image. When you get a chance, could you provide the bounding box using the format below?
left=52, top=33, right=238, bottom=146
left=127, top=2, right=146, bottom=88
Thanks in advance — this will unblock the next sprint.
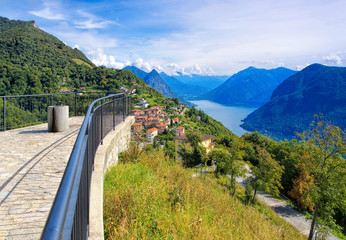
left=89, top=116, right=135, bottom=240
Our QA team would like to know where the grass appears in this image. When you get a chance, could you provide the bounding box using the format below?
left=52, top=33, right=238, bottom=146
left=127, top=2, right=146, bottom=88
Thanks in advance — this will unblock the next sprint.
left=72, top=58, right=93, bottom=68
left=104, top=148, right=305, bottom=239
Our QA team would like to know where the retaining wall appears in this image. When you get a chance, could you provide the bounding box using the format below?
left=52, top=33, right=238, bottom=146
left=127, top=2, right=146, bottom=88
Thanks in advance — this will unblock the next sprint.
left=89, top=116, right=135, bottom=239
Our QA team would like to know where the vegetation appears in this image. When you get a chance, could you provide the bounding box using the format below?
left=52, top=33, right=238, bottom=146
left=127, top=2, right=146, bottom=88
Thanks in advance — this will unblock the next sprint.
left=241, top=64, right=346, bottom=137
left=241, top=117, right=346, bottom=237
left=210, top=147, right=246, bottom=196
left=0, top=17, right=166, bottom=102
left=296, top=116, right=346, bottom=240
left=182, top=107, right=235, bottom=138
left=104, top=146, right=305, bottom=239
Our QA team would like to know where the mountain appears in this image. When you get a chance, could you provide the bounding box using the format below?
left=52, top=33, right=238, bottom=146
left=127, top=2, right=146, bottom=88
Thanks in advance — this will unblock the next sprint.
left=241, top=64, right=346, bottom=137
left=200, top=67, right=297, bottom=107
left=159, top=72, right=210, bottom=99
left=0, top=16, right=168, bottom=106
left=143, top=69, right=177, bottom=98
left=174, top=73, right=228, bottom=89
left=123, top=66, right=177, bottom=98
left=123, top=66, right=148, bottom=80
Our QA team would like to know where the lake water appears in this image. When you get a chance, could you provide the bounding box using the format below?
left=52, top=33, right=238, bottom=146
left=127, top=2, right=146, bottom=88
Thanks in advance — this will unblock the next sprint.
left=189, top=100, right=257, bottom=137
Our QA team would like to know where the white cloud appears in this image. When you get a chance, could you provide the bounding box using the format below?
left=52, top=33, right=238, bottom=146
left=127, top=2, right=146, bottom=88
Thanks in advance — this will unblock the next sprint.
left=182, top=64, right=216, bottom=76
left=74, top=19, right=114, bottom=29
left=132, top=58, right=153, bottom=72
left=29, top=7, right=65, bottom=20
left=73, top=44, right=80, bottom=49
left=323, top=54, right=342, bottom=65
left=73, top=10, right=118, bottom=29
left=127, top=59, right=216, bottom=76
left=296, top=63, right=310, bottom=71
left=88, top=48, right=126, bottom=69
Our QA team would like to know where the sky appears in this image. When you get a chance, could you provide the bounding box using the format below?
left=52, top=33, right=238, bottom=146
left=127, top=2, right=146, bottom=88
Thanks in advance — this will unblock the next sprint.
left=1, top=0, right=346, bottom=75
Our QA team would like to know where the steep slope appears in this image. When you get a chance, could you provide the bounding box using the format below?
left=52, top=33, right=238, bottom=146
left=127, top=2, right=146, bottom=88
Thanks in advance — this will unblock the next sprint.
left=241, top=64, right=346, bottom=136
left=200, top=67, right=297, bottom=107
left=122, top=66, right=178, bottom=99
left=0, top=16, right=168, bottom=104
left=0, top=17, right=98, bottom=95
left=123, top=66, right=148, bottom=80
left=159, top=72, right=210, bottom=99
left=143, top=69, right=177, bottom=98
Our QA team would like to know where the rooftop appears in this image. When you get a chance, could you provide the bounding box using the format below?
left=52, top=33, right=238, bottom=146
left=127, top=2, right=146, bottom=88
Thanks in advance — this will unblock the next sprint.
left=146, top=127, right=158, bottom=133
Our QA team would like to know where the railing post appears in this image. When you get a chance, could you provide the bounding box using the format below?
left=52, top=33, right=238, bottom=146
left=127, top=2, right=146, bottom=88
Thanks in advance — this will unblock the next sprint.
left=101, top=100, right=103, bottom=143
left=75, top=93, right=77, bottom=117
left=112, top=96, right=115, bottom=130
left=123, top=95, right=125, bottom=121
left=3, top=97, right=6, bottom=131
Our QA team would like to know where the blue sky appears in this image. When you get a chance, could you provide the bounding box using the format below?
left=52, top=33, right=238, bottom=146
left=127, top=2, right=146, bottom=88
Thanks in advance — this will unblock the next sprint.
left=1, top=0, right=346, bottom=75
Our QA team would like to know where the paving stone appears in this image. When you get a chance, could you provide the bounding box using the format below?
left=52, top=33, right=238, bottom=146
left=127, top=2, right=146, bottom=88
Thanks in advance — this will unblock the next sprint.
left=0, top=117, right=83, bottom=240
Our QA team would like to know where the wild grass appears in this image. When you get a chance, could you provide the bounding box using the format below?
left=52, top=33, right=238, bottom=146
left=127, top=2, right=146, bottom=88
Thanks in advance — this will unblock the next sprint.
left=104, top=148, right=305, bottom=239
left=72, top=58, right=93, bottom=68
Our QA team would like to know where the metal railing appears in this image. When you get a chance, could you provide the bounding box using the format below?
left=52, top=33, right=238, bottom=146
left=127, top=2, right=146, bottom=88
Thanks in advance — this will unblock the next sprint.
left=41, top=93, right=131, bottom=239
left=0, top=92, right=111, bottom=131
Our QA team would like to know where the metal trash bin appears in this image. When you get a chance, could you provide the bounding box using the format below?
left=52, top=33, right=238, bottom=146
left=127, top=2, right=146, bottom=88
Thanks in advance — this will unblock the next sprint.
left=47, top=105, right=69, bottom=132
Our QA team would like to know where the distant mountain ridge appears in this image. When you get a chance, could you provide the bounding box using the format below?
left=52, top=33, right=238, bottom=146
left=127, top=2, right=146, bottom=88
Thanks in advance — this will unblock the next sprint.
left=241, top=64, right=346, bottom=136
left=159, top=72, right=211, bottom=99
left=123, top=66, right=177, bottom=98
left=200, top=66, right=297, bottom=107
left=174, top=73, right=228, bottom=89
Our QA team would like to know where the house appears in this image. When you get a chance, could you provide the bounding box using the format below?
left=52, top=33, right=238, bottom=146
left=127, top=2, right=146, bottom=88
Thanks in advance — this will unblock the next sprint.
left=146, top=127, right=158, bottom=142
left=128, top=85, right=136, bottom=94
left=174, top=134, right=215, bottom=160
left=173, top=117, right=179, bottom=124
left=156, top=124, right=168, bottom=134
left=135, top=116, right=148, bottom=123
left=175, top=126, right=185, bottom=135
left=139, top=98, right=150, bottom=108
left=59, top=88, right=70, bottom=92
left=132, top=123, right=143, bottom=132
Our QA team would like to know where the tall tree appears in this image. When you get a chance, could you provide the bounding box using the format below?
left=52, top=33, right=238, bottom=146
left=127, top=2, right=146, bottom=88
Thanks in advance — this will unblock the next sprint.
left=296, top=116, right=346, bottom=240
left=249, top=147, right=283, bottom=203
left=178, top=131, right=207, bottom=167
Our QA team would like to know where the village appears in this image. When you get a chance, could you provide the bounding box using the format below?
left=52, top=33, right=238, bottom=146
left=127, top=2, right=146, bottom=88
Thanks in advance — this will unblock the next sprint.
left=131, top=98, right=215, bottom=160
left=131, top=97, right=185, bottom=142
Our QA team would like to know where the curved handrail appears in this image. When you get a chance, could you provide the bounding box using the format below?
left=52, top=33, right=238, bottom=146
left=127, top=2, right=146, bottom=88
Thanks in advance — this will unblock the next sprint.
left=41, top=93, right=131, bottom=239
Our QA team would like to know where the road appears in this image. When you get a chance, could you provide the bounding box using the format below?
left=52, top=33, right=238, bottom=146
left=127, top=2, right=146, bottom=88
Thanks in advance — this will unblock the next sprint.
left=236, top=165, right=339, bottom=240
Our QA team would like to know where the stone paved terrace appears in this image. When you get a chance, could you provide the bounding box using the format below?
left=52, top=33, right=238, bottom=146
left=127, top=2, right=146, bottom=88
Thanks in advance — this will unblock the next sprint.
left=0, top=117, right=84, bottom=240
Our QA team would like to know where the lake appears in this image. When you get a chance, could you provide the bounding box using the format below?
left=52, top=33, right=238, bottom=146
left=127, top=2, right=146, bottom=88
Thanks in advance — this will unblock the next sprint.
left=189, top=100, right=257, bottom=137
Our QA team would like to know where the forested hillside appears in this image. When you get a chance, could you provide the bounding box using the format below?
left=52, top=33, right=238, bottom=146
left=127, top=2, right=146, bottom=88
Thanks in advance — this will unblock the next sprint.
left=241, top=64, right=346, bottom=137
left=0, top=16, right=165, bottom=101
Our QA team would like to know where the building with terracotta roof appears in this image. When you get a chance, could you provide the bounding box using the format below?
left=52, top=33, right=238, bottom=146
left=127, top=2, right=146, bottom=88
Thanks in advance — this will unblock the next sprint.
left=135, top=116, right=148, bottom=123
left=173, top=117, right=179, bottom=124
left=156, top=124, right=168, bottom=134
left=175, top=126, right=185, bottom=135
left=146, top=127, right=158, bottom=142
left=174, top=133, right=215, bottom=160
left=132, top=123, right=143, bottom=132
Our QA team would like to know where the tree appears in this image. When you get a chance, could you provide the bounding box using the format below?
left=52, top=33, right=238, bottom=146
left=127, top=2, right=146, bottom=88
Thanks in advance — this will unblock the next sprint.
left=248, top=147, right=283, bottom=203
left=210, top=147, right=246, bottom=196
left=178, top=131, right=207, bottom=168
left=164, top=141, right=175, bottom=160
left=296, top=116, right=346, bottom=240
